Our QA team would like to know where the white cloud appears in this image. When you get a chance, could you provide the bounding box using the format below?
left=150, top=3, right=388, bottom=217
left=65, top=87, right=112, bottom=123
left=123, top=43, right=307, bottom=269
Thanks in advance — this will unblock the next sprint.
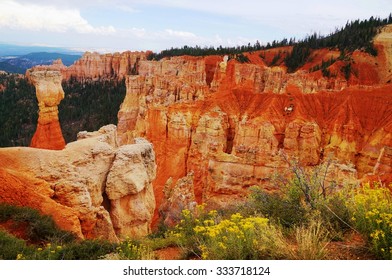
left=109, top=0, right=391, bottom=17
left=113, top=0, right=392, bottom=37
left=110, top=26, right=257, bottom=52
left=4, top=0, right=392, bottom=52
left=0, top=0, right=116, bottom=34
left=128, top=27, right=147, bottom=38
left=164, top=29, right=197, bottom=39
left=115, top=4, right=139, bottom=14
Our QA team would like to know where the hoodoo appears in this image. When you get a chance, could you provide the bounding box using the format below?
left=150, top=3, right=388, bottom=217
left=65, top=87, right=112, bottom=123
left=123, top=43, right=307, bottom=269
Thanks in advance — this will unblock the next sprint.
left=28, top=68, right=66, bottom=150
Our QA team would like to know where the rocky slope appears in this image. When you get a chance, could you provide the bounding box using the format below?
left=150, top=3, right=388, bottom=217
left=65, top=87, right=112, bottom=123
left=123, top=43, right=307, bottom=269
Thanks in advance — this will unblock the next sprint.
left=0, top=125, right=156, bottom=240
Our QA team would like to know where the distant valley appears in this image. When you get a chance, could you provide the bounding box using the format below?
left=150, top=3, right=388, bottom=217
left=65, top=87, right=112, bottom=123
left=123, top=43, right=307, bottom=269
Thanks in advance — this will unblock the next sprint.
left=0, top=44, right=82, bottom=73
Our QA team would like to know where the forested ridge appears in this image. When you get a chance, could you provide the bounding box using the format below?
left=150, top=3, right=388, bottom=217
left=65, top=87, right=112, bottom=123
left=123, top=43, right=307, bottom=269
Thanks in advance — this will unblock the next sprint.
left=0, top=74, right=37, bottom=146
left=148, top=15, right=392, bottom=72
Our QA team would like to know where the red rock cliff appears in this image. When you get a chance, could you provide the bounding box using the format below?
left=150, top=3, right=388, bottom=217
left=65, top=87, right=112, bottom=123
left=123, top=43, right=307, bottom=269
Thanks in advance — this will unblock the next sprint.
left=115, top=26, right=392, bottom=224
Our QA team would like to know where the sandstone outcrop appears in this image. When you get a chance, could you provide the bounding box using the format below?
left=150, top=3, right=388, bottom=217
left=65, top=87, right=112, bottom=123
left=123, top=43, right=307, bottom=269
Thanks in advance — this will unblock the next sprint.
left=0, top=125, right=156, bottom=240
left=106, top=138, right=156, bottom=237
left=159, top=172, right=197, bottom=227
left=27, top=67, right=66, bottom=150
left=374, top=24, right=392, bottom=84
left=62, top=51, right=149, bottom=80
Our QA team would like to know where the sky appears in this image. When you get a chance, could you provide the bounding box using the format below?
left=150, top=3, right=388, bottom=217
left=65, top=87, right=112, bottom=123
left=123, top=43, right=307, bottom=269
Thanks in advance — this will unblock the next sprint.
left=0, top=0, right=392, bottom=53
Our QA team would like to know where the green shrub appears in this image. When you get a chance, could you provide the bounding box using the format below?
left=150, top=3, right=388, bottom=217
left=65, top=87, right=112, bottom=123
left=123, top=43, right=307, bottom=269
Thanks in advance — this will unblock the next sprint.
left=168, top=205, right=213, bottom=257
left=0, top=203, right=155, bottom=260
left=318, top=193, right=352, bottom=236
left=0, top=231, right=157, bottom=260
left=249, top=187, right=307, bottom=228
left=0, top=203, right=17, bottom=221
left=0, top=203, right=75, bottom=243
left=57, top=239, right=116, bottom=260
left=143, top=235, right=178, bottom=251
left=197, top=213, right=285, bottom=260
left=0, top=231, right=34, bottom=260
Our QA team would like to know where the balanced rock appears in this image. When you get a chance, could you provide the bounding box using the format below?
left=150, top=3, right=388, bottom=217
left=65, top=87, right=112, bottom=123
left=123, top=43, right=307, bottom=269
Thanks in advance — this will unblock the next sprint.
left=28, top=69, right=66, bottom=150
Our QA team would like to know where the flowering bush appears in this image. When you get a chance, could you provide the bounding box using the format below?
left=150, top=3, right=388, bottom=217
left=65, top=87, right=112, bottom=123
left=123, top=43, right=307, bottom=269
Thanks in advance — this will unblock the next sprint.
left=116, top=237, right=154, bottom=260
left=168, top=204, right=215, bottom=257
left=198, top=213, right=285, bottom=259
left=348, top=182, right=392, bottom=259
left=171, top=206, right=285, bottom=260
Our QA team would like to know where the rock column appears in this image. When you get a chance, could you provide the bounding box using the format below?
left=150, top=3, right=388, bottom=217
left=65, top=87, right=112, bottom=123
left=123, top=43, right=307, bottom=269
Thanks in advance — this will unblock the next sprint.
left=29, top=70, right=66, bottom=150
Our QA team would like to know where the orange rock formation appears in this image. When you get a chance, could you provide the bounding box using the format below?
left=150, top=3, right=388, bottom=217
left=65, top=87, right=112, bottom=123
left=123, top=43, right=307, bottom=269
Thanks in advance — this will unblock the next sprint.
left=62, top=51, right=150, bottom=80
left=27, top=67, right=66, bottom=150
left=115, top=25, right=392, bottom=224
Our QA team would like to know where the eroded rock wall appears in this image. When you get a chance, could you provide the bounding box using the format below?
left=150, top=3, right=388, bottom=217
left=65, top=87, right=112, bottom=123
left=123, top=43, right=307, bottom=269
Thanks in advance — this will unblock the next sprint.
left=62, top=51, right=149, bottom=80
left=115, top=27, right=392, bottom=224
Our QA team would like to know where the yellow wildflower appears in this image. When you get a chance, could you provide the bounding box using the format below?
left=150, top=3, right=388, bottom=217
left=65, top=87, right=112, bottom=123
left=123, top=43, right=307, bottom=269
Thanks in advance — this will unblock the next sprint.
left=218, top=242, right=227, bottom=250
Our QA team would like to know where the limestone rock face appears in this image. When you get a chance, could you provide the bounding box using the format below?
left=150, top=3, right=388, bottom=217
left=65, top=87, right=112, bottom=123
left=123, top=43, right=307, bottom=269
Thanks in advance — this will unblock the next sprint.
left=159, top=173, right=197, bottom=227
left=28, top=69, right=66, bottom=150
left=0, top=125, right=156, bottom=240
left=106, top=139, right=156, bottom=237
left=283, top=121, right=322, bottom=165
left=374, top=24, right=392, bottom=83
left=210, top=59, right=348, bottom=94
left=373, top=146, right=392, bottom=176
left=63, top=51, right=149, bottom=80
left=117, top=57, right=209, bottom=144
left=0, top=168, right=83, bottom=239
